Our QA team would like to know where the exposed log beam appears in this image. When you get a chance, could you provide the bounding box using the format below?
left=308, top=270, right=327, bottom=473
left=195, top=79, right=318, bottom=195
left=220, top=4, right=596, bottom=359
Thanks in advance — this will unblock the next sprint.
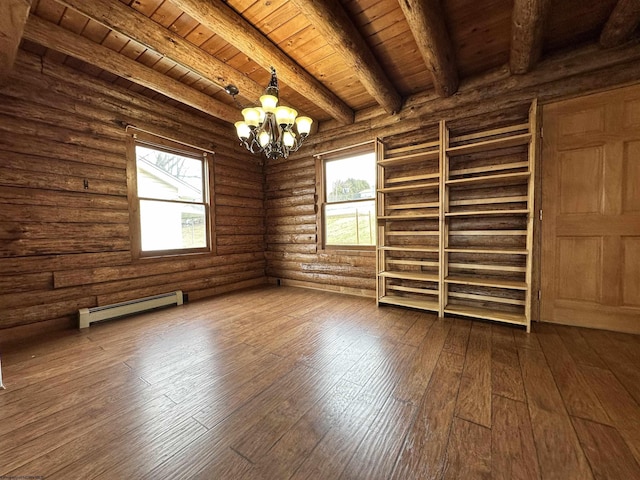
left=600, top=0, right=640, bottom=48
left=56, top=0, right=264, bottom=103
left=0, top=0, right=32, bottom=83
left=397, top=0, right=458, bottom=97
left=309, top=39, right=640, bottom=150
left=170, top=0, right=354, bottom=125
left=290, top=0, right=402, bottom=114
left=510, top=0, right=550, bottom=74
left=22, top=15, right=239, bottom=122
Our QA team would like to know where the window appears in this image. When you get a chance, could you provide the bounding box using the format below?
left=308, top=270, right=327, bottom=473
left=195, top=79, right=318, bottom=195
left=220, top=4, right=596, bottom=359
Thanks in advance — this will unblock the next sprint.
left=128, top=132, right=212, bottom=257
left=319, top=147, right=376, bottom=248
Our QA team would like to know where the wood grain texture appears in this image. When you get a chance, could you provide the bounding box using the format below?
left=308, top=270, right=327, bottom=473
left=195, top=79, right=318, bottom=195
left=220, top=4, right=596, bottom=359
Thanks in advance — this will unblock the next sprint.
left=170, top=0, right=354, bottom=124
left=492, top=394, right=541, bottom=480
left=57, top=0, right=265, bottom=102
left=0, top=48, right=264, bottom=331
left=0, top=0, right=32, bottom=82
left=23, top=15, right=239, bottom=121
left=397, top=0, right=458, bottom=97
left=510, top=0, right=550, bottom=74
left=455, top=321, right=492, bottom=427
left=535, top=324, right=611, bottom=424
left=519, top=347, right=594, bottom=479
left=443, top=417, right=491, bottom=479
left=572, top=417, right=640, bottom=479
left=391, top=351, right=465, bottom=480
left=600, top=0, right=640, bottom=48
left=290, top=0, right=401, bottom=114
left=3, top=286, right=639, bottom=478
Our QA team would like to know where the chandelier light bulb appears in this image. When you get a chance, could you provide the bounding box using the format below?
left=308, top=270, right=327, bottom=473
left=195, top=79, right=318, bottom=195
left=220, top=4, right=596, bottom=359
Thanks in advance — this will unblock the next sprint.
left=235, top=121, right=250, bottom=139
left=275, top=106, right=290, bottom=127
left=295, top=116, right=313, bottom=136
left=258, top=130, right=271, bottom=147
left=286, top=107, right=298, bottom=126
left=260, top=94, right=278, bottom=113
left=283, top=130, right=295, bottom=147
left=241, top=108, right=261, bottom=128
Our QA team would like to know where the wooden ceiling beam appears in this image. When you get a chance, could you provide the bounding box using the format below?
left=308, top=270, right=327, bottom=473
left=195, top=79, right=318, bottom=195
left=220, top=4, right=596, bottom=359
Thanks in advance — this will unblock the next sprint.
left=600, top=0, right=640, bottom=48
left=290, top=0, right=402, bottom=114
left=0, top=0, right=33, bottom=83
left=510, top=0, right=551, bottom=74
left=170, top=0, right=354, bottom=125
left=22, top=15, right=239, bottom=122
left=56, top=0, right=265, bottom=103
left=397, top=0, right=458, bottom=97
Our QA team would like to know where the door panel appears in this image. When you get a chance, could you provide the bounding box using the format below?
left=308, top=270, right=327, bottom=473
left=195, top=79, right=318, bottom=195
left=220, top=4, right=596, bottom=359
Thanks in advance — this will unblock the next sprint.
left=541, top=84, right=640, bottom=333
left=555, top=237, right=601, bottom=302
left=558, top=147, right=603, bottom=214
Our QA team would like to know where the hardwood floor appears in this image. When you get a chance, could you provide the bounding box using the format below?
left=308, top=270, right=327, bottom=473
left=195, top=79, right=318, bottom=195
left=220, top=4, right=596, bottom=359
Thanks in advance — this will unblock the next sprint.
left=1, top=285, right=640, bottom=479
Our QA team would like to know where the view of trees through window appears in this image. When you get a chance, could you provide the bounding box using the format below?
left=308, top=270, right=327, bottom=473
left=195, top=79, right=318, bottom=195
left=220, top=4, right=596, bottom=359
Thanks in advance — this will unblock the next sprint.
left=324, top=152, right=376, bottom=247
left=135, top=145, right=208, bottom=253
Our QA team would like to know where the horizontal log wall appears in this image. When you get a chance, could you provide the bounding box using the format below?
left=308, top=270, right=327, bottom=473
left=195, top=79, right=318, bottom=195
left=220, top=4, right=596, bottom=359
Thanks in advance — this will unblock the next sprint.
left=0, top=50, right=266, bottom=333
left=265, top=153, right=377, bottom=297
left=266, top=42, right=640, bottom=300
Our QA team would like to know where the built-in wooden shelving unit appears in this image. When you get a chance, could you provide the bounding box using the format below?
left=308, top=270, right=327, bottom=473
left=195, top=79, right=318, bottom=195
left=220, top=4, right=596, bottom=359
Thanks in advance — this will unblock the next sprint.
left=376, top=134, right=442, bottom=314
left=376, top=101, right=538, bottom=331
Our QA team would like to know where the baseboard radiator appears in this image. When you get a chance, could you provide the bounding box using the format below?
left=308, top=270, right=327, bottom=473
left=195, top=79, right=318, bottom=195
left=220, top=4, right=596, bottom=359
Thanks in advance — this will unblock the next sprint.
left=79, top=291, right=183, bottom=329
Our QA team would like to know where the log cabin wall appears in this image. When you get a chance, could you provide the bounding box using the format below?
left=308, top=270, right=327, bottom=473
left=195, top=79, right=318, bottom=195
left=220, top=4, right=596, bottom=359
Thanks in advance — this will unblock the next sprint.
left=265, top=153, right=377, bottom=297
left=265, top=40, right=640, bottom=304
left=0, top=50, right=266, bottom=335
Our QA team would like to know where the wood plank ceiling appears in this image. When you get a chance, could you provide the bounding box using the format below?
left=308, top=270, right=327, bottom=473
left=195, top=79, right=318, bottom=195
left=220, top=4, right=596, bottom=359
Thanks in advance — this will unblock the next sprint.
left=4, top=0, right=639, bottom=131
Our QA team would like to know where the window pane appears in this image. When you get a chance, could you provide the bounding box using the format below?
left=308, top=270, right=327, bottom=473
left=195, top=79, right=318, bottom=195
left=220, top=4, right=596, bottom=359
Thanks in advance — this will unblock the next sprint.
left=136, top=146, right=203, bottom=202
left=140, top=200, right=207, bottom=251
left=325, top=200, right=376, bottom=246
left=325, top=153, right=376, bottom=202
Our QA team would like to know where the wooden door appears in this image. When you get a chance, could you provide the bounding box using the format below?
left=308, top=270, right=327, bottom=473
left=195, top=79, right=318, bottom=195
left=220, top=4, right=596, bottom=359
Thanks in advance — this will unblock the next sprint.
left=541, top=84, right=640, bottom=333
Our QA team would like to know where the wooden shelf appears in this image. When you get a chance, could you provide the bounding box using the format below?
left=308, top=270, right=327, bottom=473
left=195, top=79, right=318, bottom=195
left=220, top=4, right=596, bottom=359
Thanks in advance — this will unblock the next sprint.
left=449, top=161, right=529, bottom=177
left=444, top=275, right=527, bottom=290
left=386, top=172, right=439, bottom=184
left=446, top=133, right=531, bottom=156
left=444, top=304, right=527, bottom=326
left=448, top=229, right=527, bottom=236
left=386, top=231, right=439, bottom=236
left=378, top=214, right=440, bottom=220
left=380, top=246, right=439, bottom=253
left=387, top=202, right=439, bottom=210
left=445, top=172, right=530, bottom=188
left=388, top=259, right=439, bottom=267
left=387, top=284, right=439, bottom=295
left=378, top=181, right=440, bottom=193
left=378, top=149, right=439, bottom=167
left=379, top=295, right=440, bottom=312
left=377, top=107, right=535, bottom=332
left=445, top=209, right=529, bottom=217
left=444, top=247, right=528, bottom=255
left=379, top=271, right=439, bottom=282
left=448, top=291, right=525, bottom=306
left=449, top=195, right=528, bottom=207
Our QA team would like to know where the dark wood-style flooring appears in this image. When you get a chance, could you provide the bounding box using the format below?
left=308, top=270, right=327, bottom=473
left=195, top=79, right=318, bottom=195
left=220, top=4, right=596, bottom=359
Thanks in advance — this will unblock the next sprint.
left=1, top=286, right=640, bottom=479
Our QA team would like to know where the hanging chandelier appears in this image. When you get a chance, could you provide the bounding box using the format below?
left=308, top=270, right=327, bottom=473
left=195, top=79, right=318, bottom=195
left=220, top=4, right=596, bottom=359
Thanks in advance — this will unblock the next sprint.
left=227, top=67, right=313, bottom=160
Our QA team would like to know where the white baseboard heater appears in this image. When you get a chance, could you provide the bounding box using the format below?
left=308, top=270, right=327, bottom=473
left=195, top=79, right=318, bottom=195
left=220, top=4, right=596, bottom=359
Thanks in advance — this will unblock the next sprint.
left=79, top=290, right=183, bottom=329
